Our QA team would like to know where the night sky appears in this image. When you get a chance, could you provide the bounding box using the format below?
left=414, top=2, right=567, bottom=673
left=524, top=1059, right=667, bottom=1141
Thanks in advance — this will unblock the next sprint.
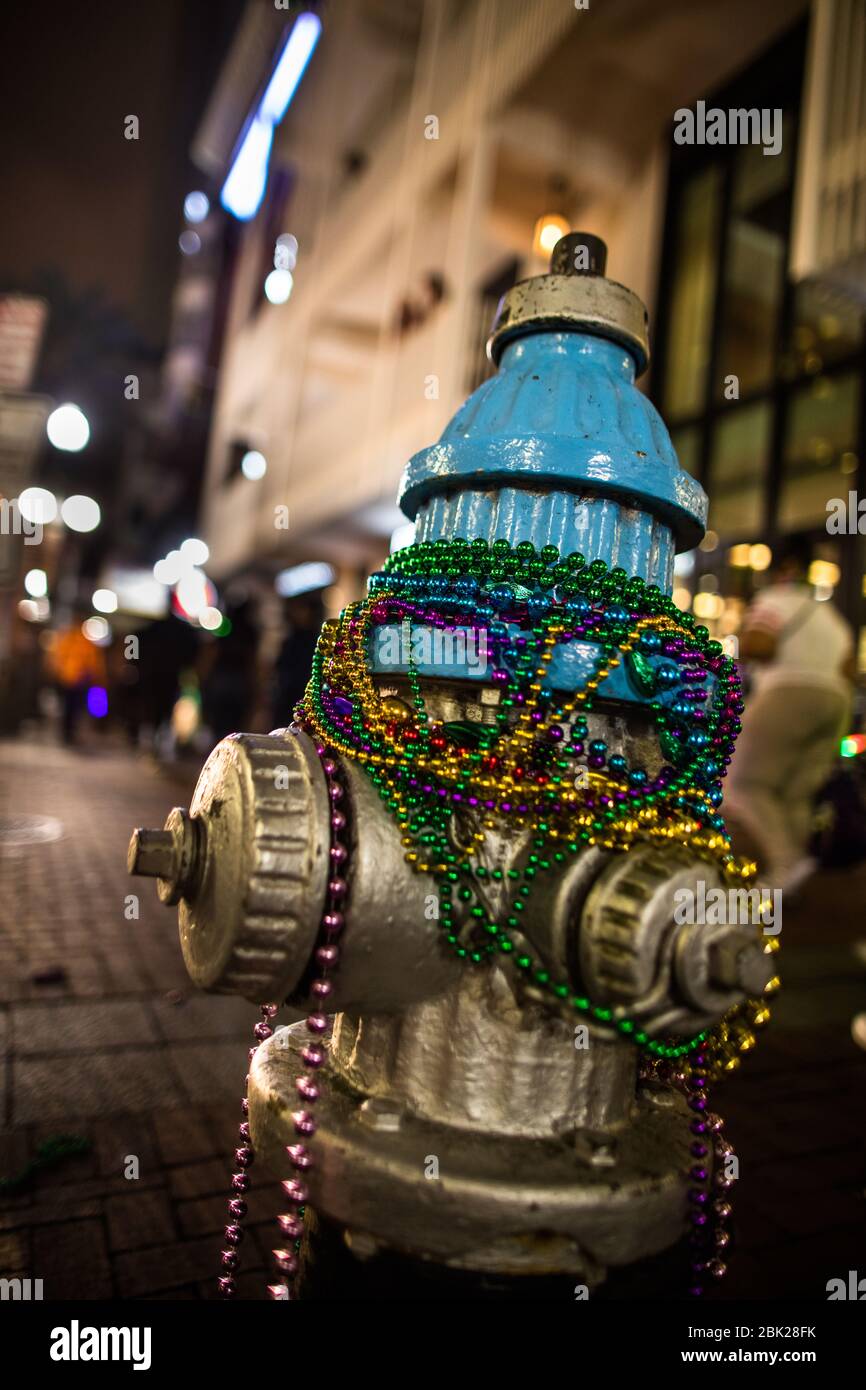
left=0, top=0, right=243, bottom=354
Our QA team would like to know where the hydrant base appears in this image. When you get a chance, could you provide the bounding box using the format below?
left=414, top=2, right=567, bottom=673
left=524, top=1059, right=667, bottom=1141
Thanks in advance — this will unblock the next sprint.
left=249, top=1021, right=695, bottom=1282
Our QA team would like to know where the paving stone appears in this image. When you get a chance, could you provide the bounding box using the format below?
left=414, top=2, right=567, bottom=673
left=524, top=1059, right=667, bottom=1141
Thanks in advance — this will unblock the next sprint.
left=168, top=1158, right=231, bottom=1201
left=13, top=1051, right=185, bottom=1124
left=152, top=1107, right=216, bottom=1166
left=0, top=1128, right=31, bottom=1181
left=91, top=1113, right=159, bottom=1181
left=202, top=1102, right=243, bottom=1147
left=114, top=1234, right=219, bottom=1298
left=10, top=1194, right=102, bottom=1227
left=176, top=1195, right=226, bottom=1238
left=151, top=992, right=254, bottom=1043
left=32, top=1218, right=113, bottom=1300
left=13, top=1000, right=159, bottom=1056
left=0, top=1228, right=29, bottom=1272
left=105, top=1189, right=175, bottom=1252
left=165, top=1041, right=250, bottom=1106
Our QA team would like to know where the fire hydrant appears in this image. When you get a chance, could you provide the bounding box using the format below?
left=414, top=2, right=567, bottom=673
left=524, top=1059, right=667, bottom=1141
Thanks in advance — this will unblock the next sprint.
left=129, top=232, right=775, bottom=1299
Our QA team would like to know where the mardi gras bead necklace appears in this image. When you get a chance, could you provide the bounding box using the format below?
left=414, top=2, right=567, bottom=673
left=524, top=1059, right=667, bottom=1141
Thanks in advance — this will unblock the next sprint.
left=298, top=536, right=773, bottom=1069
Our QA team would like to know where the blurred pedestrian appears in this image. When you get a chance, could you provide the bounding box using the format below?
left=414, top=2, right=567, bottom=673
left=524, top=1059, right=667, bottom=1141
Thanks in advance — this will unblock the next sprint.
left=724, top=536, right=855, bottom=893
left=271, top=593, right=323, bottom=729
left=45, top=612, right=107, bottom=745
left=200, top=598, right=260, bottom=744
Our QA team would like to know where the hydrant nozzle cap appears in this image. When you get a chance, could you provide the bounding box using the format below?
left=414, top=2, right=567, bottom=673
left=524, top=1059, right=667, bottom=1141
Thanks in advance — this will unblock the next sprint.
left=486, top=229, right=649, bottom=373
left=549, top=231, right=607, bottom=277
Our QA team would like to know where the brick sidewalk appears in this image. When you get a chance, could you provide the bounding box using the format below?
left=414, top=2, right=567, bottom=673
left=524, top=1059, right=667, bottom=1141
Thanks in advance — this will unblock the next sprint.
left=1, top=735, right=865, bottom=1301
left=0, top=737, right=277, bottom=1299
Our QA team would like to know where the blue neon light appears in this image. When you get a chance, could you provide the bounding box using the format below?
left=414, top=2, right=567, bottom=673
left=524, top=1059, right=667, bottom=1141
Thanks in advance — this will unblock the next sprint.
left=220, top=115, right=274, bottom=222
left=260, top=13, right=322, bottom=122
left=221, top=13, right=322, bottom=221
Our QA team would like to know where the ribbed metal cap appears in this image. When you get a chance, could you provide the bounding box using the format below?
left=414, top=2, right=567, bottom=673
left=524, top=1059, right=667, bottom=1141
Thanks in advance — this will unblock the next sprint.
left=487, top=231, right=650, bottom=374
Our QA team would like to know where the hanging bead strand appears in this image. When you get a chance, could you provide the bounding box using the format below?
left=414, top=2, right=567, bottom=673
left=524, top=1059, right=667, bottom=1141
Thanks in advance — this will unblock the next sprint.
left=217, top=1001, right=279, bottom=1298
left=268, top=735, right=350, bottom=1299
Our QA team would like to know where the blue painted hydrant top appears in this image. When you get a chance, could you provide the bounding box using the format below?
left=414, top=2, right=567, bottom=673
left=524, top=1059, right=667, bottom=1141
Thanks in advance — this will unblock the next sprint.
left=374, top=232, right=710, bottom=701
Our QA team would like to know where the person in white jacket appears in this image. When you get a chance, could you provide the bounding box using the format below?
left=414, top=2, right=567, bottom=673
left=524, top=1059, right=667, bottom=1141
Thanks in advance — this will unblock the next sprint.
left=724, top=535, right=854, bottom=894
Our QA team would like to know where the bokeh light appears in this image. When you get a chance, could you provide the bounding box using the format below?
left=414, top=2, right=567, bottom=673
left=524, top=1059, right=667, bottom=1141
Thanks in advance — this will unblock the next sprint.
left=241, top=449, right=267, bottom=480
left=18, top=487, right=58, bottom=525
left=61, top=495, right=101, bottom=532
left=82, top=615, right=109, bottom=643
left=46, top=403, right=90, bottom=452
left=179, top=230, right=201, bottom=255
left=180, top=537, right=209, bottom=566
left=24, top=568, right=48, bottom=597
left=183, top=191, right=210, bottom=223
left=264, top=268, right=292, bottom=304
left=87, top=686, right=109, bottom=718
left=92, top=588, right=118, bottom=613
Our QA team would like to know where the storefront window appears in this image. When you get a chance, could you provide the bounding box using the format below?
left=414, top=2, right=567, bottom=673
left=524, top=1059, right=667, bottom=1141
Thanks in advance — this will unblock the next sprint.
left=662, top=166, right=722, bottom=421
left=714, top=127, right=791, bottom=400
left=652, top=19, right=866, bottom=638
left=778, top=372, right=859, bottom=531
left=707, top=402, right=772, bottom=536
left=783, top=279, right=865, bottom=378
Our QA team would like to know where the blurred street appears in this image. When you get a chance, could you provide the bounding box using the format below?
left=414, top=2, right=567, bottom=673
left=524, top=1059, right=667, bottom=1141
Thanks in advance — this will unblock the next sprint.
left=0, top=733, right=864, bottom=1301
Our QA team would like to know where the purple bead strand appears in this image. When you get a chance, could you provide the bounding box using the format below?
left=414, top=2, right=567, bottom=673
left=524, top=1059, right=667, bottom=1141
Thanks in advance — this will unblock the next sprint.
left=216, top=1001, right=279, bottom=1298
left=268, top=729, right=349, bottom=1299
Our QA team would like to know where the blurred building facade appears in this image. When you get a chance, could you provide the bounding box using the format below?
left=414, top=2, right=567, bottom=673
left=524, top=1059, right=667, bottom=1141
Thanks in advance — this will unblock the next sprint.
left=185, top=0, right=866, bottom=670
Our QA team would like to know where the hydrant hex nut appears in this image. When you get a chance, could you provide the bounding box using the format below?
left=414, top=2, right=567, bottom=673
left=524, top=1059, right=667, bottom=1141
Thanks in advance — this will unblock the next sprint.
left=127, top=826, right=174, bottom=879
left=128, top=808, right=200, bottom=906
left=709, top=938, right=775, bottom=997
